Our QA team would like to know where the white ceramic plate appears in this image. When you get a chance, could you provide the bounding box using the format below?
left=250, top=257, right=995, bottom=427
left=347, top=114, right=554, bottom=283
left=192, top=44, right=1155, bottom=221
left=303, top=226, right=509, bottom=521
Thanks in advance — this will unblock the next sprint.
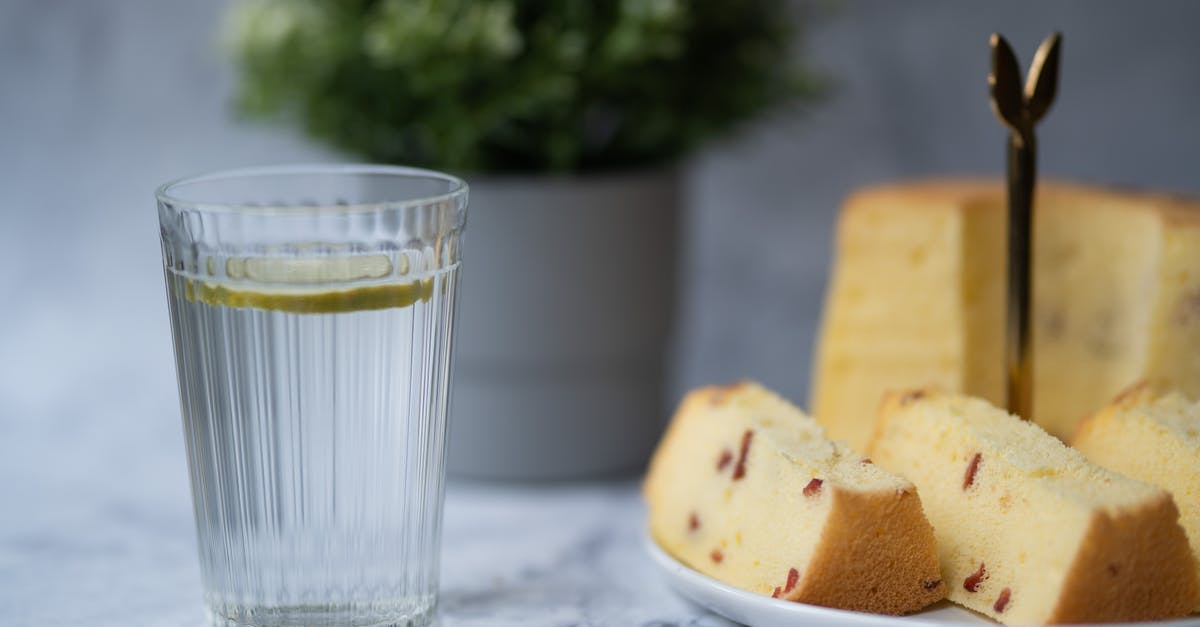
left=646, top=533, right=1200, bottom=627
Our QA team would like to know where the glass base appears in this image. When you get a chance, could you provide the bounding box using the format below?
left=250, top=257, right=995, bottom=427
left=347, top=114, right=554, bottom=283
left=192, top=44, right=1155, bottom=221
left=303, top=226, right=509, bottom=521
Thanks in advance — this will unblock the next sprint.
left=207, top=599, right=436, bottom=627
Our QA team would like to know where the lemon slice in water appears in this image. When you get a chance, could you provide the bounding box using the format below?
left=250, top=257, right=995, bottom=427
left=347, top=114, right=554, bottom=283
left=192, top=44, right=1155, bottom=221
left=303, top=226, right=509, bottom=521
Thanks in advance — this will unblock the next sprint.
left=183, top=254, right=436, bottom=314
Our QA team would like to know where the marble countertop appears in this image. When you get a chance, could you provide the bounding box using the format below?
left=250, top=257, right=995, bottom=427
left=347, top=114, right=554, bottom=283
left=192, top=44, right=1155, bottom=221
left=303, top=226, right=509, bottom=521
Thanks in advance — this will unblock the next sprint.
left=2, top=438, right=731, bottom=627
left=438, top=480, right=732, bottom=627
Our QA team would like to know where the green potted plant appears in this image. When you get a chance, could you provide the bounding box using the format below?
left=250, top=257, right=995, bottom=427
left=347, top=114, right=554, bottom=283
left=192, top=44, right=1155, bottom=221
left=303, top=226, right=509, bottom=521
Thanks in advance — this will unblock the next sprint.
left=226, top=0, right=820, bottom=479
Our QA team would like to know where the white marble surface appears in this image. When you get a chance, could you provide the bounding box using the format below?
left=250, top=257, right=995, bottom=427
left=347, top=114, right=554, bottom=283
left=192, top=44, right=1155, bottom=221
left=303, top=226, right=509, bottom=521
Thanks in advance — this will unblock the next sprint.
left=4, top=2, right=1200, bottom=625
left=2, top=431, right=723, bottom=626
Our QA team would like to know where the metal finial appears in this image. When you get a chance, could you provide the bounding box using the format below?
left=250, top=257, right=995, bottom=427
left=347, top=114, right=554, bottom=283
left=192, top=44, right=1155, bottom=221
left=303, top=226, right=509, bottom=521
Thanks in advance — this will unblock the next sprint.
left=988, top=32, right=1062, bottom=419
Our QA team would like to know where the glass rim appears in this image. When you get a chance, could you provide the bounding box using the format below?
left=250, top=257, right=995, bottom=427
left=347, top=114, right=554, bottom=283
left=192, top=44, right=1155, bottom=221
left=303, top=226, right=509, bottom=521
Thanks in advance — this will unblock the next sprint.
left=156, top=163, right=469, bottom=216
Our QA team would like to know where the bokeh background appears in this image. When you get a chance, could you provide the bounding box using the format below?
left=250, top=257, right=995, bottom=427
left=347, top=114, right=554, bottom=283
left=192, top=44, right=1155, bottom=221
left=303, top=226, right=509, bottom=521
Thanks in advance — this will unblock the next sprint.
left=2, top=0, right=1199, bottom=622
left=6, top=1, right=1200, bottom=419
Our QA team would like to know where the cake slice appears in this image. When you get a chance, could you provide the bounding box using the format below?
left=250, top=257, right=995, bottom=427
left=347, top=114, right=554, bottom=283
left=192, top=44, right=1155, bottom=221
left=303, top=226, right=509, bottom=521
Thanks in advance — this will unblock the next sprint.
left=869, top=388, right=1199, bottom=624
left=644, top=381, right=945, bottom=615
left=812, top=180, right=1200, bottom=451
left=1073, top=382, right=1200, bottom=610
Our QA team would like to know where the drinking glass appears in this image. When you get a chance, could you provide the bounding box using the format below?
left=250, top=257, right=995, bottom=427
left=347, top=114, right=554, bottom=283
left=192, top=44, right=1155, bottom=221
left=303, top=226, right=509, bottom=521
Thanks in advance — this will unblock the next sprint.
left=157, top=165, right=468, bottom=626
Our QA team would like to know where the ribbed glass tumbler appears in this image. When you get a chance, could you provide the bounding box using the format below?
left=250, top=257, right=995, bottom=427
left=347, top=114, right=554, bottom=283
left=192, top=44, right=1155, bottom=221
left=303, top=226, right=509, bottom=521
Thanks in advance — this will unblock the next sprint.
left=157, top=165, right=468, bottom=627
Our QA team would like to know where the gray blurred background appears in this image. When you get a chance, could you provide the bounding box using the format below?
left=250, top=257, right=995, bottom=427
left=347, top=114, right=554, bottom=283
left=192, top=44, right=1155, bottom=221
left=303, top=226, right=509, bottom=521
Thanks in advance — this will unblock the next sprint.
left=4, top=2, right=1200, bottom=470
left=2, top=0, right=1199, bottom=620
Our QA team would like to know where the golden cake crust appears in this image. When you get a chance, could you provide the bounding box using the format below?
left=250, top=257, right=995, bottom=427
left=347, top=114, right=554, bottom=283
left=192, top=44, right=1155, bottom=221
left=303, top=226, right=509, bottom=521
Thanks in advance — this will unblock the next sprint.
left=842, top=179, right=1200, bottom=224
left=1071, top=380, right=1163, bottom=443
left=840, top=178, right=1000, bottom=216
left=1049, top=493, right=1198, bottom=623
left=644, top=382, right=945, bottom=615
left=798, top=483, right=945, bottom=614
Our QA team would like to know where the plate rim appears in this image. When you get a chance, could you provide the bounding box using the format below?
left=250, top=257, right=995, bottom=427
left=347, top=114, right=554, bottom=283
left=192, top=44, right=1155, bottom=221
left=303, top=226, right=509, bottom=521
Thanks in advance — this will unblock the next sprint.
left=643, top=530, right=1200, bottom=627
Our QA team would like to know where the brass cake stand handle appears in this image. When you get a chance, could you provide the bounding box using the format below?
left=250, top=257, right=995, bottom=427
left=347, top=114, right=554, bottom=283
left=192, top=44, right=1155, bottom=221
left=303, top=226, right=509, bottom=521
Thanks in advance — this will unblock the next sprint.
left=988, top=32, right=1062, bottom=419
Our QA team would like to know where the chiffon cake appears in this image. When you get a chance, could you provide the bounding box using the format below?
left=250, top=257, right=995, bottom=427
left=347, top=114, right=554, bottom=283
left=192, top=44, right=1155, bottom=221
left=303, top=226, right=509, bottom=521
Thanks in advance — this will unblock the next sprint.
left=1074, top=383, right=1200, bottom=610
left=813, top=180, right=1200, bottom=450
left=869, top=387, right=1199, bottom=624
left=644, top=381, right=945, bottom=615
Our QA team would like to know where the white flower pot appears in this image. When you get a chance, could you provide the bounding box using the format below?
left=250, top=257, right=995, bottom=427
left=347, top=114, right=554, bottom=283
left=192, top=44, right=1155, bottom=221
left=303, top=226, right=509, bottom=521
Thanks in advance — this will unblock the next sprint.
left=450, top=169, right=680, bottom=479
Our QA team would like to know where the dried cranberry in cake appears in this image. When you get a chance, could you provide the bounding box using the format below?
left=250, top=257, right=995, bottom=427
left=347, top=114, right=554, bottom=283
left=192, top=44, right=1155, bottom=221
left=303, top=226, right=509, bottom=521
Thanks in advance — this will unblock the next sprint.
left=688, top=513, right=700, bottom=532
left=768, top=568, right=800, bottom=599
left=964, top=563, right=987, bottom=592
left=803, top=478, right=824, bottom=497
left=900, top=389, right=928, bottom=405
left=963, top=452, right=982, bottom=490
left=710, top=548, right=723, bottom=563
left=732, top=430, right=753, bottom=480
left=716, top=448, right=733, bottom=472
left=785, top=568, right=799, bottom=593
left=994, top=588, right=1012, bottom=613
